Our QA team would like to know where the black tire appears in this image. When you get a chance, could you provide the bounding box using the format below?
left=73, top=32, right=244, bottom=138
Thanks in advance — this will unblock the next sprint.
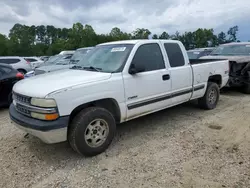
left=242, top=84, right=250, bottom=94
left=68, top=107, right=116, bottom=156
left=198, top=82, right=220, bottom=110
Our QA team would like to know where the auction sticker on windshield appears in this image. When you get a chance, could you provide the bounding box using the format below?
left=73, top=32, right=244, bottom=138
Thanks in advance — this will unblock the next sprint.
left=111, top=47, right=126, bottom=52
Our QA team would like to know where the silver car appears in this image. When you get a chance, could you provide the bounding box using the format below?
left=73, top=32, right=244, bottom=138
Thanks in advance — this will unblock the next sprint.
left=0, top=56, right=32, bottom=74
left=33, top=47, right=94, bottom=75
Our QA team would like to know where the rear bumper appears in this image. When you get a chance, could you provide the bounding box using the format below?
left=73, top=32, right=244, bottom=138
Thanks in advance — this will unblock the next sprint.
left=9, top=103, right=69, bottom=143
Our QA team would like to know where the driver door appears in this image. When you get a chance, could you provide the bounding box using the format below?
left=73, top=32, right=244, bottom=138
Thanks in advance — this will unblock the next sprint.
left=123, top=43, right=172, bottom=120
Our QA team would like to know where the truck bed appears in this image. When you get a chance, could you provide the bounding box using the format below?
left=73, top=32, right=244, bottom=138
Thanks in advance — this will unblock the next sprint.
left=190, top=59, right=227, bottom=64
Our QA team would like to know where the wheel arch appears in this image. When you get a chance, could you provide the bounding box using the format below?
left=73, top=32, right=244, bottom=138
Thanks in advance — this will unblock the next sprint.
left=68, top=98, right=121, bottom=125
left=208, top=74, right=222, bottom=87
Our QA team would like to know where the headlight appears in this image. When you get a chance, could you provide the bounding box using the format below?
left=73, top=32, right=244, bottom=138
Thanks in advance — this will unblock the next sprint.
left=31, top=98, right=57, bottom=107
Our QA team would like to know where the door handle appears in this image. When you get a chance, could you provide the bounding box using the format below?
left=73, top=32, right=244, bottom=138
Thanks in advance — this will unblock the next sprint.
left=162, top=74, right=170, bottom=81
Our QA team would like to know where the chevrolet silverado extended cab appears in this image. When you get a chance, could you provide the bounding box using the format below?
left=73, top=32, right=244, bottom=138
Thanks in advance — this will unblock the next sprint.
left=9, top=40, right=229, bottom=156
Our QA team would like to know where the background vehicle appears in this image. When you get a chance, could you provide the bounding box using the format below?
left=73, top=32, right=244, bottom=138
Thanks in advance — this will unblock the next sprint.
left=0, top=63, right=24, bottom=106
left=30, top=48, right=93, bottom=76
left=40, top=56, right=50, bottom=61
left=187, top=48, right=214, bottom=59
left=200, top=42, right=250, bottom=93
left=59, top=50, right=75, bottom=55
left=23, top=57, right=44, bottom=69
left=0, top=56, right=32, bottom=74
left=41, top=53, right=74, bottom=66
left=10, top=40, right=229, bottom=157
left=24, top=54, right=74, bottom=78
left=33, top=54, right=73, bottom=75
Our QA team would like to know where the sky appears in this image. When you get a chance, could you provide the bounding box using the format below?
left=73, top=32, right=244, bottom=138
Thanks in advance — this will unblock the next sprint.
left=0, top=0, right=250, bottom=41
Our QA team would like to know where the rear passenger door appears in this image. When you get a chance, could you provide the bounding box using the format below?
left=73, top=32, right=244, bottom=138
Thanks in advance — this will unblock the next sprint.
left=123, top=43, right=172, bottom=119
left=163, top=43, right=192, bottom=104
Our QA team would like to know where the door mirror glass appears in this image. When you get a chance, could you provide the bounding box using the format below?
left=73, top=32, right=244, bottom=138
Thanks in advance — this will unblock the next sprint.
left=129, top=63, right=145, bottom=75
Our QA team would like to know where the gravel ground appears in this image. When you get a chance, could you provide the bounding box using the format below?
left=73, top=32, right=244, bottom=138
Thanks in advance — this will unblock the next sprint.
left=0, top=89, right=250, bottom=188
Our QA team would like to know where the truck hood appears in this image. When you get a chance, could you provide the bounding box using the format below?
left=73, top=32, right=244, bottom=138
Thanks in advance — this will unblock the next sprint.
left=13, top=69, right=112, bottom=98
left=200, top=55, right=250, bottom=63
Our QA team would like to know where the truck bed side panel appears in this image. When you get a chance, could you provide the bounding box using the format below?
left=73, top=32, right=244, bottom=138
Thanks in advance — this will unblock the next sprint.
left=191, top=60, right=229, bottom=99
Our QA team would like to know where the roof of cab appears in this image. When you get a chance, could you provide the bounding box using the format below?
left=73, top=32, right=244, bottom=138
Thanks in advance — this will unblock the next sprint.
left=98, top=39, right=181, bottom=46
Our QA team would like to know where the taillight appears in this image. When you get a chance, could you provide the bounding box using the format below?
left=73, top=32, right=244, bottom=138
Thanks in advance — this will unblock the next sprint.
left=16, top=72, right=24, bottom=79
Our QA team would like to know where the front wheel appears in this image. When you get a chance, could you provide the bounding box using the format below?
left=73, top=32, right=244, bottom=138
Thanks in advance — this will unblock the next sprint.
left=68, top=107, right=116, bottom=156
left=198, top=82, right=220, bottom=110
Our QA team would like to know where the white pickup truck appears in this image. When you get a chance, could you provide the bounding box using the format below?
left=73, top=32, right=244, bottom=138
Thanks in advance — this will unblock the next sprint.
left=9, top=40, right=229, bottom=156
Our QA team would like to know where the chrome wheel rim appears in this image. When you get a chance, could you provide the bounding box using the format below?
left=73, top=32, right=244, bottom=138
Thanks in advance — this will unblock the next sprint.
left=208, top=88, right=217, bottom=104
left=84, top=119, right=109, bottom=148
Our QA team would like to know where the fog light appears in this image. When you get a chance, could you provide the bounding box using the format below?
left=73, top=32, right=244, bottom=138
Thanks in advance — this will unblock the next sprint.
left=31, top=112, right=59, bottom=120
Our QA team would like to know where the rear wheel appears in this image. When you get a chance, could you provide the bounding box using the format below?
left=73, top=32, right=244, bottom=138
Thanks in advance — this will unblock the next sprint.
left=198, top=82, right=220, bottom=110
left=68, top=107, right=116, bottom=156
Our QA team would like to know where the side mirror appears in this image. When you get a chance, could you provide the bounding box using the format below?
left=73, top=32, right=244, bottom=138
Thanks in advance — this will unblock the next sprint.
left=129, top=63, right=145, bottom=75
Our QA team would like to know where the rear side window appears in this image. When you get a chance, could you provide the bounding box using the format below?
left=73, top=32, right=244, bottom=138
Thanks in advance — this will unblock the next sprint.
left=0, top=58, right=20, bottom=64
left=131, top=43, right=165, bottom=72
left=25, top=58, right=37, bottom=62
left=164, top=43, right=185, bottom=67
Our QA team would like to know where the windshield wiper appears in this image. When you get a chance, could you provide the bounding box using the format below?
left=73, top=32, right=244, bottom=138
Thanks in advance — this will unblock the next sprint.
left=82, top=66, right=102, bottom=72
left=71, top=65, right=83, bottom=69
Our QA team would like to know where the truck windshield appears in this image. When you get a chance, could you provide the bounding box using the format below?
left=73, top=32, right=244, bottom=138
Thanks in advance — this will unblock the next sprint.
left=210, top=44, right=250, bottom=56
left=70, top=48, right=93, bottom=64
left=73, top=44, right=134, bottom=73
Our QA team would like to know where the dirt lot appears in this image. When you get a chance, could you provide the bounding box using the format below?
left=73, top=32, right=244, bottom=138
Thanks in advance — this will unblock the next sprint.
left=0, top=89, right=250, bottom=188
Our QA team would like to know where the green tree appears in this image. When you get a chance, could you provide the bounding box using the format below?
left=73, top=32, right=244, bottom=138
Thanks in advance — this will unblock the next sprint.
left=109, top=27, right=131, bottom=41
left=159, top=31, right=169, bottom=39
left=36, top=25, right=46, bottom=43
left=193, top=28, right=217, bottom=48
left=82, top=24, right=97, bottom=46
left=132, top=28, right=151, bottom=39
left=217, top=32, right=227, bottom=44
left=152, top=34, right=158, bottom=39
left=0, top=22, right=243, bottom=56
left=0, top=34, right=8, bottom=55
left=227, top=25, right=238, bottom=42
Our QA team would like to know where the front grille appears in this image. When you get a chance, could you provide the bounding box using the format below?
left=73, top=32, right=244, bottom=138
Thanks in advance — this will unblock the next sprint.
left=13, top=93, right=31, bottom=104
left=34, top=69, right=46, bottom=75
left=16, top=103, right=31, bottom=116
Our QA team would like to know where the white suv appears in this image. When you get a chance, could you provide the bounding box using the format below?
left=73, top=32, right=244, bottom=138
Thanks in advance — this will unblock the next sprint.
left=0, top=56, right=32, bottom=74
left=23, top=57, right=44, bottom=69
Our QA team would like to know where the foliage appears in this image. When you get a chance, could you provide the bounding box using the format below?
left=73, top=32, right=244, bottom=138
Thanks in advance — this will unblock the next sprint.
left=0, top=23, right=241, bottom=56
